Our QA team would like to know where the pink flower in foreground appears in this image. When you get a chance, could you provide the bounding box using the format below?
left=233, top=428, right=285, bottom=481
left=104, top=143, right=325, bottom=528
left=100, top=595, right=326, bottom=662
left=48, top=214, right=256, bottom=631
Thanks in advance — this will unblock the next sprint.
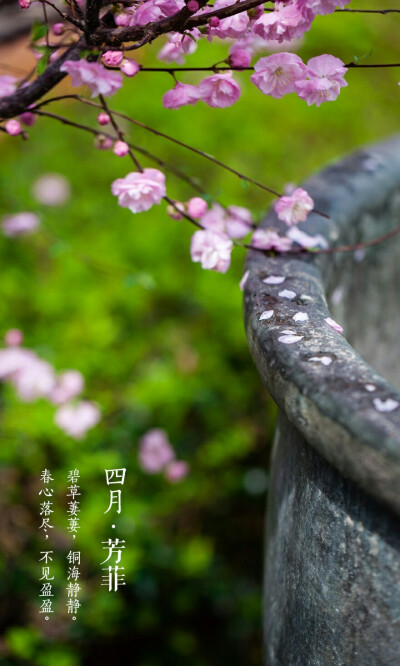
left=251, top=52, right=306, bottom=98
left=275, top=188, right=314, bottom=225
left=5, top=120, right=21, bottom=136
left=252, top=1, right=311, bottom=43
left=4, top=329, right=24, bottom=347
left=209, top=0, right=249, bottom=39
left=60, top=60, right=123, bottom=97
left=190, top=229, right=233, bottom=273
left=199, top=71, right=240, bottom=108
left=120, top=58, right=140, bottom=77
left=113, top=140, right=130, bottom=156
left=50, top=370, right=85, bottom=405
left=165, top=460, right=190, bottom=482
left=187, top=197, right=208, bottom=219
left=162, top=82, right=202, bottom=109
left=295, top=54, right=347, bottom=106
left=103, top=50, right=124, bottom=67
left=55, top=401, right=101, bottom=439
left=139, top=428, right=175, bottom=473
left=251, top=228, right=293, bottom=252
left=111, top=169, right=166, bottom=213
left=0, top=75, right=17, bottom=98
left=2, top=212, right=40, bottom=237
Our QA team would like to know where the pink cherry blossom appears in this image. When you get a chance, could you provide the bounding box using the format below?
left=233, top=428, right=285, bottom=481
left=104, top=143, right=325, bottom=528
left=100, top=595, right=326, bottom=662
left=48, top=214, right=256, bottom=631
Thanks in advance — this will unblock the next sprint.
left=187, top=197, right=208, bottom=219
left=19, top=0, right=30, bottom=8
left=55, top=401, right=101, bottom=439
left=158, top=30, right=199, bottom=64
left=4, top=329, right=24, bottom=347
left=199, top=71, right=240, bottom=108
left=13, top=358, right=56, bottom=402
left=251, top=228, right=293, bottom=252
left=165, top=460, right=190, bottom=482
left=103, top=50, right=124, bottom=67
left=0, top=75, right=17, bottom=98
left=2, top=212, right=40, bottom=237
left=200, top=204, right=226, bottom=233
left=133, top=1, right=164, bottom=25
left=138, top=428, right=175, bottom=473
left=162, top=82, right=202, bottom=109
left=33, top=174, right=70, bottom=205
left=275, top=187, right=314, bottom=225
left=298, top=0, right=349, bottom=17
left=111, top=169, right=166, bottom=213
left=294, top=54, right=347, bottom=106
left=252, top=1, right=311, bottom=43
left=190, top=229, right=233, bottom=273
left=113, top=140, right=130, bottom=156
left=154, top=0, right=185, bottom=16
left=286, top=226, right=328, bottom=248
left=52, top=22, right=65, bottom=36
left=49, top=370, right=85, bottom=405
left=229, top=49, right=252, bottom=69
left=5, top=120, right=21, bottom=136
left=97, top=112, right=110, bottom=125
left=225, top=205, right=253, bottom=238
left=121, top=58, right=140, bottom=77
left=0, top=347, right=37, bottom=380
left=251, top=52, right=306, bottom=98
left=60, top=60, right=123, bottom=98
left=209, top=0, right=249, bottom=39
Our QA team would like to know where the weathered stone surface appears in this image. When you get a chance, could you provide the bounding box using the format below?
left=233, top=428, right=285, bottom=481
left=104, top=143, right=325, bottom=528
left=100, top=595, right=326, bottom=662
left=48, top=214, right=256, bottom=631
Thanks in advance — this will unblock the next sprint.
left=243, top=137, right=400, bottom=664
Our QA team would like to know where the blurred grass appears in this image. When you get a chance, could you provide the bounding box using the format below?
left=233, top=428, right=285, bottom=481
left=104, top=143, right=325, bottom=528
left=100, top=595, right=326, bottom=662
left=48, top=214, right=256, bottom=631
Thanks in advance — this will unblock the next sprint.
left=0, top=2, right=398, bottom=664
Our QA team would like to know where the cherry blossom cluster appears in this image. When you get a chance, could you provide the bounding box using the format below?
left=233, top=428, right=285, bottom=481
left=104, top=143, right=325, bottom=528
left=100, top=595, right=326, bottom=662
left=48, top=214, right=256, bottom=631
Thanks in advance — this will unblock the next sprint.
left=138, top=428, right=190, bottom=482
left=0, top=330, right=100, bottom=439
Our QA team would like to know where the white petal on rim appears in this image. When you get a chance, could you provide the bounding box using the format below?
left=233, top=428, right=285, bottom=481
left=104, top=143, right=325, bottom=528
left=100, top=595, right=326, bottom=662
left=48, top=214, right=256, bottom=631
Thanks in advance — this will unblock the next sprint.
left=309, top=356, right=332, bottom=366
left=365, top=384, right=376, bottom=392
left=278, top=334, right=303, bottom=344
left=373, top=398, right=399, bottom=413
left=239, top=270, right=250, bottom=291
left=259, top=310, right=274, bottom=321
left=263, top=275, right=285, bottom=285
left=293, top=312, right=308, bottom=322
left=325, top=317, right=344, bottom=334
left=279, top=289, right=296, bottom=299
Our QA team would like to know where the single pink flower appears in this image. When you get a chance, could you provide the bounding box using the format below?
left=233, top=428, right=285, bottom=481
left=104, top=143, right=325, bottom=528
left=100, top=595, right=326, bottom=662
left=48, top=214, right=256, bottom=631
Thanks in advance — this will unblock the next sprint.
left=252, top=1, right=311, bottom=43
left=49, top=370, right=85, bottom=405
left=113, top=140, right=130, bottom=156
left=97, top=112, right=110, bottom=125
left=251, top=52, right=306, bottom=98
left=298, top=0, right=349, bottom=17
left=60, top=60, right=123, bottom=98
left=111, top=168, right=166, bottom=213
left=4, top=329, right=24, bottom=347
left=190, top=229, right=233, bottom=273
left=13, top=358, right=56, bottom=402
left=133, top=1, right=164, bottom=25
left=294, top=54, right=347, bottom=106
left=209, top=0, right=249, bottom=39
left=199, top=71, right=240, bottom=108
left=55, top=401, right=101, bottom=439
left=121, top=58, right=140, bottom=77
left=165, top=460, right=190, bottom=482
left=5, top=119, right=21, bottom=136
left=187, top=197, right=208, bottom=219
left=251, top=228, right=293, bottom=252
left=225, top=205, right=253, bottom=238
left=0, top=75, right=17, bottom=98
left=2, top=212, right=40, bottom=237
left=275, top=188, right=314, bottom=225
left=158, top=30, right=199, bottom=64
left=163, top=82, right=202, bottom=109
left=52, top=22, right=65, bottom=35
left=138, top=428, right=175, bottom=473
left=103, top=50, right=124, bottom=67
left=229, top=49, right=252, bottom=69
left=33, top=174, right=70, bottom=206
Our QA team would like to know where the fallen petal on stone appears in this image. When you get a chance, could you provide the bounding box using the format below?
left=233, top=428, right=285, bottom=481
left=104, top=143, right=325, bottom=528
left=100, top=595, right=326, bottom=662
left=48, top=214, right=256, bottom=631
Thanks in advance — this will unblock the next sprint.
left=373, top=398, right=399, bottom=413
left=263, top=275, right=285, bottom=285
left=278, top=334, right=303, bottom=344
left=309, top=356, right=332, bottom=366
left=293, top=312, right=308, bottom=322
left=279, top=289, right=296, bottom=299
left=365, top=384, right=376, bottom=392
left=325, top=317, right=343, bottom=334
left=259, top=310, right=274, bottom=321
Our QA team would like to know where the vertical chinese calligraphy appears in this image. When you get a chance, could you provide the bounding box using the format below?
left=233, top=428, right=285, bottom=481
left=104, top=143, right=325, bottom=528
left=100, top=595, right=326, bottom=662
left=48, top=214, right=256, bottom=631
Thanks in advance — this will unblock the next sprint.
left=101, top=469, right=127, bottom=592
left=38, top=470, right=55, bottom=619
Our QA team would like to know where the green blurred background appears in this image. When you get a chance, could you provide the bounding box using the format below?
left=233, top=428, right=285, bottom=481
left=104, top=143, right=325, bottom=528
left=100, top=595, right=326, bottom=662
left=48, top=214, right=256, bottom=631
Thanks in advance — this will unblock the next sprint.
left=0, top=2, right=398, bottom=663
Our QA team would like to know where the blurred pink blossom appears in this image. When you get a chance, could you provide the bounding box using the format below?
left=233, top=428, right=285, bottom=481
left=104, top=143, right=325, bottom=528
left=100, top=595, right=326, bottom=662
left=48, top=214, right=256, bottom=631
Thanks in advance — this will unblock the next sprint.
left=139, top=428, right=175, bottom=473
left=4, top=329, right=24, bottom=347
left=55, top=401, right=101, bottom=439
left=33, top=173, right=71, bottom=206
left=163, top=82, right=202, bottom=109
left=165, top=460, right=190, bottom=482
left=60, top=60, right=123, bottom=98
left=0, top=76, right=17, bottom=98
left=50, top=370, right=85, bottom=405
left=190, top=229, right=233, bottom=273
left=2, top=212, right=40, bottom=237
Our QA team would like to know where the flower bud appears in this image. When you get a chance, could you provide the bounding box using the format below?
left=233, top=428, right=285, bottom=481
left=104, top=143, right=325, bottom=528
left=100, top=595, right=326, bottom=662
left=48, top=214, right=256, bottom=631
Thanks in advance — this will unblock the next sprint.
left=19, top=111, right=36, bottom=127
left=97, top=112, right=110, bottom=126
left=19, top=0, right=30, bottom=8
left=167, top=202, right=185, bottom=220
left=103, top=50, right=124, bottom=67
left=5, top=119, right=22, bottom=136
left=95, top=134, right=113, bottom=150
left=187, top=197, right=207, bottom=219
left=120, top=58, right=140, bottom=77
left=187, top=0, right=199, bottom=11
left=4, top=329, right=24, bottom=347
left=229, top=49, right=251, bottom=69
left=52, top=22, right=64, bottom=35
left=113, top=140, right=129, bottom=157
left=208, top=16, right=220, bottom=27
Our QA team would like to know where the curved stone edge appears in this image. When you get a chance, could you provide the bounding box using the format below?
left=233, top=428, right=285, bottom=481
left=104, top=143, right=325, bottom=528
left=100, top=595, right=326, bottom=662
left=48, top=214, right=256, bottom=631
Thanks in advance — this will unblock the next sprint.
left=243, top=136, right=400, bottom=515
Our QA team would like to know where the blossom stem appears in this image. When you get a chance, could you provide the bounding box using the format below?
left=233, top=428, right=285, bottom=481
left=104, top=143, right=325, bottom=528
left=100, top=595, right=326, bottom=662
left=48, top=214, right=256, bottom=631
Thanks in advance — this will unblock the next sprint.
left=98, top=93, right=143, bottom=171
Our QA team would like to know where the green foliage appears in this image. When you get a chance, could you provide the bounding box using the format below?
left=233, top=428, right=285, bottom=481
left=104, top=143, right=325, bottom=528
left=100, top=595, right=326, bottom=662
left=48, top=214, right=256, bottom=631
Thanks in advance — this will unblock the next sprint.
left=0, top=2, right=397, bottom=663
